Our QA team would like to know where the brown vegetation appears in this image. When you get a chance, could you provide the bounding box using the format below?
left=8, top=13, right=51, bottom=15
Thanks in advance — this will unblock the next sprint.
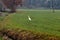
left=0, top=28, right=60, bottom=40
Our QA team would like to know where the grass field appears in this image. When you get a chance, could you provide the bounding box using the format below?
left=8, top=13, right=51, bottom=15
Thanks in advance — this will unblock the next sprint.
left=1, top=10, right=60, bottom=37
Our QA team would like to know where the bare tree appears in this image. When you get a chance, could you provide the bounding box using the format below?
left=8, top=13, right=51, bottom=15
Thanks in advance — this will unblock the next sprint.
left=2, top=0, right=23, bottom=13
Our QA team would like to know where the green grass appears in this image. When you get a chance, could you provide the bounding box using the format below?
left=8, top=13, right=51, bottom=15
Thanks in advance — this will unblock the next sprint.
left=0, top=13, right=8, bottom=21
left=2, top=10, right=60, bottom=36
left=0, top=36, right=3, bottom=40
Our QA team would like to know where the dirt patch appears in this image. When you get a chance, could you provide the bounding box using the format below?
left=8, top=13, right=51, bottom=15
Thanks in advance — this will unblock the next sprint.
left=0, top=28, right=60, bottom=40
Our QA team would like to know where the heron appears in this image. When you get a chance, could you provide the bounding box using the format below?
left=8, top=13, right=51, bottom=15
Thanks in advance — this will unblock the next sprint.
left=28, top=16, right=31, bottom=21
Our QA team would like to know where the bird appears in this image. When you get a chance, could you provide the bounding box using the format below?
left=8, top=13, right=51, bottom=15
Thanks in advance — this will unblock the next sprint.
left=28, top=16, right=32, bottom=21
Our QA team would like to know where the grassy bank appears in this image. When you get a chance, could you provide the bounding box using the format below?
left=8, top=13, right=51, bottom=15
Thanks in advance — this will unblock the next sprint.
left=1, top=10, right=60, bottom=36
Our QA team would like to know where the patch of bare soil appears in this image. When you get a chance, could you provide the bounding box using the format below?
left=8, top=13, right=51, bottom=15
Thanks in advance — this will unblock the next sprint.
left=0, top=28, right=60, bottom=40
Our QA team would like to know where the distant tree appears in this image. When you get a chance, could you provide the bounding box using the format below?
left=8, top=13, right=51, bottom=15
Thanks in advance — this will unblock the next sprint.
left=51, top=0, right=55, bottom=13
left=2, top=0, right=23, bottom=13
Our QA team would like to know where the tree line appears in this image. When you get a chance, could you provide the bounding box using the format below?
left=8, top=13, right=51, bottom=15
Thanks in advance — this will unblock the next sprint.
left=23, top=0, right=60, bottom=9
left=0, top=0, right=60, bottom=13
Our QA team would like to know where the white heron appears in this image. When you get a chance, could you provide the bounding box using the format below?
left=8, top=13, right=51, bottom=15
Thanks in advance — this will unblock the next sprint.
left=28, top=16, right=32, bottom=21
